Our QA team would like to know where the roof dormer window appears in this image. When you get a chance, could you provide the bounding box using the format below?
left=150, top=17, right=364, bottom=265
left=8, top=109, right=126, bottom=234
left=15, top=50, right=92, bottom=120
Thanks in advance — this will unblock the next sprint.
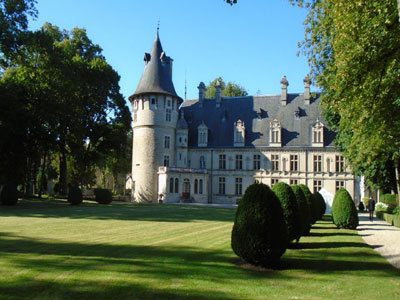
left=234, top=120, right=245, bottom=147
left=270, top=119, right=281, bottom=146
left=312, top=119, right=324, bottom=146
left=197, top=122, right=208, bottom=147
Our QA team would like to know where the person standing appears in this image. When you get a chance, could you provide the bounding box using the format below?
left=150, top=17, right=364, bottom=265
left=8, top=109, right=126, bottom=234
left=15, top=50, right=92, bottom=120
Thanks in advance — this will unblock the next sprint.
left=367, top=198, right=376, bottom=221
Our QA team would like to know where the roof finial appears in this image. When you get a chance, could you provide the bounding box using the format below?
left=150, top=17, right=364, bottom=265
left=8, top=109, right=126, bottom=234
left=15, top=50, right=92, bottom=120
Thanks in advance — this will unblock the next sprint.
left=157, top=18, right=160, bottom=35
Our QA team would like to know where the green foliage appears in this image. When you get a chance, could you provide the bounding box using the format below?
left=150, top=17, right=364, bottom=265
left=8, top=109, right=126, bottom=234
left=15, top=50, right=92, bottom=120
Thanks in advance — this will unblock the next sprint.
left=380, top=194, right=397, bottom=205
left=94, top=188, right=113, bottom=205
left=362, top=197, right=369, bottom=208
left=0, top=183, right=18, bottom=205
left=205, top=77, right=248, bottom=98
left=296, top=0, right=400, bottom=192
left=298, top=184, right=316, bottom=225
left=67, top=185, right=82, bottom=205
left=291, top=185, right=311, bottom=237
left=332, top=189, right=358, bottom=229
left=272, top=182, right=301, bottom=242
left=313, top=191, right=326, bottom=219
left=231, top=183, right=288, bottom=267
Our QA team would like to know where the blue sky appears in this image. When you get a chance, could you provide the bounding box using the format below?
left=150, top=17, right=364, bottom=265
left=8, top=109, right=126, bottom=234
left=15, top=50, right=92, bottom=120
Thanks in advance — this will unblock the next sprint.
left=29, top=0, right=310, bottom=104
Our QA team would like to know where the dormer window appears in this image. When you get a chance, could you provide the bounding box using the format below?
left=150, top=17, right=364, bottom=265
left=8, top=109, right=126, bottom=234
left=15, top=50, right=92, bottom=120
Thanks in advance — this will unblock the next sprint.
left=312, top=119, right=324, bottom=146
left=234, top=120, right=245, bottom=147
left=270, top=119, right=281, bottom=146
left=198, top=122, right=208, bottom=147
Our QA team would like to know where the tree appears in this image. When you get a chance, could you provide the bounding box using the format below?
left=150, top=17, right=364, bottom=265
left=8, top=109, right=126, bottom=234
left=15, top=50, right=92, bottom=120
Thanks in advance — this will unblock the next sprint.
left=291, top=0, right=400, bottom=195
left=205, top=77, right=248, bottom=98
left=0, top=0, right=37, bottom=64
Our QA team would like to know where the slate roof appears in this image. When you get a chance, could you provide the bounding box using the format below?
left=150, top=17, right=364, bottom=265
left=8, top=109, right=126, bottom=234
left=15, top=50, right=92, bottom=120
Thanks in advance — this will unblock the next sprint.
left=181, top=94, right=336, bottom=148
left=130, top=32, right=180, bottom=100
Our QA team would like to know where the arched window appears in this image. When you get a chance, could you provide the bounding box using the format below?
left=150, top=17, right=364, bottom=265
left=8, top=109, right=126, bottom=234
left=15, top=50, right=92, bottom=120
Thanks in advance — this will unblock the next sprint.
left=194, top=179, right=198, bottom=194
left=312, top=119, right=324, bottom=146
left=199, top=179, right=203, bottom=194
left=175, top=178, right=179, bottom=193
left=169, top=178, right=174, bottom=193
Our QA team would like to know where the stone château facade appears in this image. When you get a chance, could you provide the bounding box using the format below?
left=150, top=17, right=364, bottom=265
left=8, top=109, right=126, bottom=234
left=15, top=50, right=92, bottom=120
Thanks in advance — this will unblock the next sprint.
left=129, top=31, right=359, bottom=204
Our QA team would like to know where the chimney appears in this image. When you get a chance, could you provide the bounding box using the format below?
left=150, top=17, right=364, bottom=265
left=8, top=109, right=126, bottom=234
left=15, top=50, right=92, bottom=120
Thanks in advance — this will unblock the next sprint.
left=304, top=75, right=311, bottom=105
left=198, top=82, right=206, bottom=107
left=216, top=79, right=222, bottom=108
left=280, top=76, right=289, bottom=105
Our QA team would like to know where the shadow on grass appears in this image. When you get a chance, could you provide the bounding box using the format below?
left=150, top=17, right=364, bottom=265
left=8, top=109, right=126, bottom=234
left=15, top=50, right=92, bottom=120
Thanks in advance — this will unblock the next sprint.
left=298, top=241, right=370, bottom=249
left=0, top=199, right=236, bottom=223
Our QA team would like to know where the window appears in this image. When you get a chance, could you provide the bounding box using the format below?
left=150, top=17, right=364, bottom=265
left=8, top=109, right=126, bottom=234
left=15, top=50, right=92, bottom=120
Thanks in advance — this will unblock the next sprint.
left=175, top=178, right=179, bottom=193
left=164, top=136, right=170, bottom=149
left=219, top=177, right=226, bottom=195
left=336, top=180, right=344, bottom=191
left=199, top=179, right=203, bottom=194
left=290, top=179, right=298, bottom=185
left=163, top=155, right=169, bottom=167
left=235, top=154, right=243, bottom=170
left=270, top=119, right=281, bottom=144
left=166, top=108, right=172, bottom=121
left=167, top=99, right=171, bottom=107
left=290, top=155, right=298, bottom=171
left=312, top=120, right=324, bottom=144
left=253, top=154, right=261, bottom=170
left=335, top=155, right=344, bottom=172
left=234, top=120, right=245, bottom=146
left=199, top=132, right=206, bottom=144
left=271, top=178, right=279, bottom=186
left=313, top=180, right=322, bottom=193
left=197, top=122, right=208, bottom=147
left=151, top=98, right=156, bottom=105
left=219, top=154, right=226, bottom=169
left=271, top=154, right=279, bottom=171
left=314, top=155, right=322, bottom=172
left=235, top=178, right=242, bottom=195
left=194, top=179, right=198, bottom=194
left=200, top=156, right=206, bottom=169
left=169, top=178, right=174, bottom=193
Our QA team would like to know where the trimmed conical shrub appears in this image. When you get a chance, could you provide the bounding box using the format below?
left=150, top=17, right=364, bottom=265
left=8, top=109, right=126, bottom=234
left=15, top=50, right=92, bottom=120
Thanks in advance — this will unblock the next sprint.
left=299, top=184, right=317, bottom=225
left=313, top=191, right=326, bottom=219
left=231, top=183, right=288, bottom=267
left=272, top=182, right=301, bottom=242
left=0, top=183, right=18, bottom=206
left=94, top=188, right=113, bottom=204
left=68, top=185, right=83, bottom=205
left=291, top=185, right=311, bottom=237
left=332, top=189, right=358, bottom=229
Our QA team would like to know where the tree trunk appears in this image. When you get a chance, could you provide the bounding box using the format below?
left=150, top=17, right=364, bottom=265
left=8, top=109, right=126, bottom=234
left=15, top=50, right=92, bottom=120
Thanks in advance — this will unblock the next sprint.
left=59, top=144, right=68, bottom=195
left=38, top=151, right=47, bottom=198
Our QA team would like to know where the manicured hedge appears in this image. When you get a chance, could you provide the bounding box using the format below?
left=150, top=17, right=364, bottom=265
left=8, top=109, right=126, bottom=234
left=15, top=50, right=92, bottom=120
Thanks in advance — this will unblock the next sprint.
left=291, top=185, right=311, bottom=237
left=313, top=191, right=326, bottom=219
left=68, top=185, right=83, bottom=205
left=298, top=184, right=316, bottom=225
left=375, top=211, right=400, bottom=228
left=0, top=183, right=18, bottom=206
left=231, top=183, right=288, bottom=267
left=272, top=182, right=302, bottom=242
left=94, top=188, right=113, bottom=204
left=332, top=188, right=358, bottom=229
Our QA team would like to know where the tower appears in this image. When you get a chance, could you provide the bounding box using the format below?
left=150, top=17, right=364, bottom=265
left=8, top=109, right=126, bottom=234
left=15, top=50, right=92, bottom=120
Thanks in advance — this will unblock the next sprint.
left=129, top=30, right=183, bottom=202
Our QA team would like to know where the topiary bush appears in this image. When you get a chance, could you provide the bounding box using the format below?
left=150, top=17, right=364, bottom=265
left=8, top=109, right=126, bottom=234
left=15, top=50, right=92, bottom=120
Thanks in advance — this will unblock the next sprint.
left=332, top=188, right=358, bottom=229
left=0, top=183, right=18, bottom=206
left=231, top=183, right=288, bottom=267
left=272, top=182, right=301, bottom=242
left=94, top=188, right=113, bottom=204
left=68, top=185, right=83, bottom=205
left=291, top=185, right=311, bottom=237
left=313, top=191, right=326, bottom=219
left=298, top=184, right=316, bottom=225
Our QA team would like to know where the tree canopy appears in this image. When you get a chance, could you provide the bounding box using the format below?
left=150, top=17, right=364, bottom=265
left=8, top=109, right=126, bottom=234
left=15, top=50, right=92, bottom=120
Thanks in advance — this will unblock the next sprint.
left=205, top=77, right=248, bottom=98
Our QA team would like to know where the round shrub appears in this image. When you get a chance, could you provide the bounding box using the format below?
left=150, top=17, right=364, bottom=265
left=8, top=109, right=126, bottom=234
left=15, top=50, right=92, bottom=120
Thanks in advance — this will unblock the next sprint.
left=358, top=201, right=365, bottom=212
left=68, top=185, right=83, bottom=205
left=0, top=183, right=18, bottom=206
left=272, top=182, right=301, bottom=242
left=231, top=183, right=288, bottom=267
left=332, top=188, right=358, bottom=229
left=291, top=185, right=311, bottom=236
left=313, top=191, right=326, bottom=219
left=94, top=188, right=113, bottom=204
left=299, top=184, right=317, bottom=225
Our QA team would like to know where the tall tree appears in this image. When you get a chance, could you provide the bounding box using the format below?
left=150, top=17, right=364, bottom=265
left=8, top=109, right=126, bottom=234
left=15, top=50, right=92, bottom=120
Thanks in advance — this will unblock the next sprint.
left=293, top=0, right=400, bottom=193
left=205, top=77, right=248, bottom=98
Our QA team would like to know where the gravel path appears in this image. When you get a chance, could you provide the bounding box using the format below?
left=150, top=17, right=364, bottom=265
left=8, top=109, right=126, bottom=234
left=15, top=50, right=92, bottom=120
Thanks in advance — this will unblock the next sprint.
left=357, top=212, right=400, bottom=269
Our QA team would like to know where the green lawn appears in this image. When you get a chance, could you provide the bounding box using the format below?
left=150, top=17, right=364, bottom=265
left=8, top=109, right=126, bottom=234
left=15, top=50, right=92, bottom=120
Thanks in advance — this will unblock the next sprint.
left=0, top=199, right=399, bottom=300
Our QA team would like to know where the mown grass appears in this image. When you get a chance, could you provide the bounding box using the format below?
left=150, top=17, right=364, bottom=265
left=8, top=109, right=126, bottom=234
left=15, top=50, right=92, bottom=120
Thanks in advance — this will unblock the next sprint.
left=0, top=199, right=399, bottom=300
